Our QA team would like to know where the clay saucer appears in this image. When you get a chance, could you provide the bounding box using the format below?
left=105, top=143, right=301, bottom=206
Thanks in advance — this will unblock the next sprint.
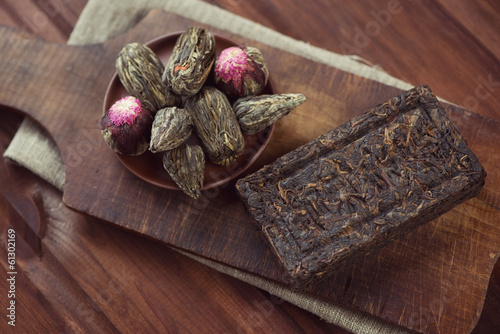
left=103, top=32, right=275, bottom=190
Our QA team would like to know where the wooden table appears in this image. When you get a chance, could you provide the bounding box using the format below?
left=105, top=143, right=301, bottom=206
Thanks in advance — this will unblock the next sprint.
left=0, top=1, right=499, bottom=333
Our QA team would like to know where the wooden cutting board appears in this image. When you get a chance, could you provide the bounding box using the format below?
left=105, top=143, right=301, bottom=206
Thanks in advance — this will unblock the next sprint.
left=1, top=10, right=499, bottom=333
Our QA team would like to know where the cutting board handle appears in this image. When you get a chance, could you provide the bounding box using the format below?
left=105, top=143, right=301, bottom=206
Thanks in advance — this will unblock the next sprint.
left=1, top=27, right=66, bottom=118
left=1, top=24, right=115, bottom=135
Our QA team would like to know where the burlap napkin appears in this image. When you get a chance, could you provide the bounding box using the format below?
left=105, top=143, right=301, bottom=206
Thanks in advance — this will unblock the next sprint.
left=4, top=0, right=415, bottom=332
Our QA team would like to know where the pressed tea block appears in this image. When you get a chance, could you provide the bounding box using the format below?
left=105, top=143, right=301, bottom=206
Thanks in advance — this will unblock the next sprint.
left=236, top=85, right=487, bottom=290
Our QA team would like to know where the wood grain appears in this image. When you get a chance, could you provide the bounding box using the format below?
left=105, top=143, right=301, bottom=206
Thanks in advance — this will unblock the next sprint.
left=0, top=0, right=499, bottom=333
left=0, top=157, right=341, bottom=333
left=0, top=90, right=344, bottom=334
left=437, top=0, right=500, bottom=61
left=1, top=9, right=499, bottom=333
left=0, top=2, right=342, bottom=333
left=206, top=0, right=500, bottom=121
left=0, top=0, right=83, bottom=43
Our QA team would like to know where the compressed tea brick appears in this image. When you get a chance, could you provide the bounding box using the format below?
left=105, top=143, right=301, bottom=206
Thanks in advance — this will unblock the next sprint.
left=185, top=86, right=244, bottom=166
left=150, top=107, right=193, bottom=153
left=236, top=85, right=486, bottom=290
left=163, top=144, right=205, bottom=199
left=234, top=93, right=306, bottom=134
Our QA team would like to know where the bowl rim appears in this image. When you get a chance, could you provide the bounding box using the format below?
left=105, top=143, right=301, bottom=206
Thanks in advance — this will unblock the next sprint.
left=102, top=32, right=276, bottom=191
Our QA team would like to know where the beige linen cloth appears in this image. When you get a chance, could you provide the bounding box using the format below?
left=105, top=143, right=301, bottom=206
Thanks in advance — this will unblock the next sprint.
left=5, top=0, right=415, bottom=333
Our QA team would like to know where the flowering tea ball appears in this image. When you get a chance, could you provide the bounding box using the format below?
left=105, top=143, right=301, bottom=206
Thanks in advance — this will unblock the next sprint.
left=162, top=26, right=216, bottom=96
left=234, top=93, right=306, bottom=135
left=163, top=144, right=205, bottom=199
left=185, top=86, right=245, bottom=166
left=116, top=42, right=180, bottom=114
left=101, top=96, right=153, bottom=155
left=214, top=46, right=269, bottom=99
left=149, top=107, right=193, bottom=153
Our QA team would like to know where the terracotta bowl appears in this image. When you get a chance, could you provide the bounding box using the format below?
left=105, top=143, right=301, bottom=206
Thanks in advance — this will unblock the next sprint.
left=103, top=32, right=275, bottom=190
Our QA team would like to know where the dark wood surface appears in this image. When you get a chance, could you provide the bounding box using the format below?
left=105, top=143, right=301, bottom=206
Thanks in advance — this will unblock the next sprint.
left=0, top=1, right=499, bottom=333
left=1, top=9, right=499, bottom=333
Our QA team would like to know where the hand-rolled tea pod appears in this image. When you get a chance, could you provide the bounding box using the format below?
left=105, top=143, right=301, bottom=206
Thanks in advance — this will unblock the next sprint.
left=185, top=86, right=245, bottom=166
left=116, top=42, right=180, bottom=114
left=150, top=107, right=193, bottom=153
left=163, top=144, right=205, bottom=199
left=162, top=26, right=216, bottom=96
left=233, top=93, right=306, bottom=135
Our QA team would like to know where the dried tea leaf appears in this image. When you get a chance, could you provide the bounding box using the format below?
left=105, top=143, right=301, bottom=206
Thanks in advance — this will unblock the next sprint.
left=150, top=107, right=193, bottom=153
left=234, top=93, right=306, bottom=134
left=163, top=27, right=216, bottom=96
left=185, top=86, right=244, bottom=166
left=163, top=144, right=205, bottom=199
left=116, top=42, right=180, bottom=114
